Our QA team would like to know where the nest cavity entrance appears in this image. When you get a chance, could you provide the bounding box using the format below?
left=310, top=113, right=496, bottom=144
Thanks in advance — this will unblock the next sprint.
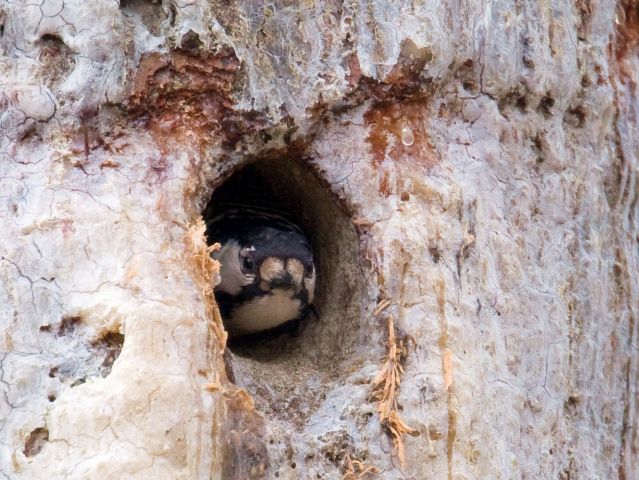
left=202, top=157, right=367, bottom=424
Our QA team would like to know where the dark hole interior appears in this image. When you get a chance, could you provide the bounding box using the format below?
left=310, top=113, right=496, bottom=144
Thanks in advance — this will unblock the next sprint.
left=202, top=157, right=369, bottom=423
left=203, top=160, right=319, bottom=355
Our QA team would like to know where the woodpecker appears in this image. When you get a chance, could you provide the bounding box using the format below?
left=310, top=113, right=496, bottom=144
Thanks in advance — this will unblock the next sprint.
left=206, top=205, right=316, bottom=336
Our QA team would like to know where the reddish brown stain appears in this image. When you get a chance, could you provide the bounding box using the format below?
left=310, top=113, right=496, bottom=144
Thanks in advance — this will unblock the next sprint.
left=99, top=159, right=119, bottom=169
left=127, top=48, right=264, bottom=154
left=346, top=52, right=362, bottom=88
left=384, top=39, right=433, bottom=86
left=23, top=427, right=49, bottom=457
left=378, top=169, right=392, bottom=197
left=364, top=101, right=437, bottom=195
left=615, top=1, right=639, bottom=89
left=129, top=50, right=239, bottom=108
left=346, top=39, right=434, bottom=105
left=68, top=124, right=104, bottom=158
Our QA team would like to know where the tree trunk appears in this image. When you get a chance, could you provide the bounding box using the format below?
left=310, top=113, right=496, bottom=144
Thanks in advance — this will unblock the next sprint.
left=1, top=0, right=638, bottom=478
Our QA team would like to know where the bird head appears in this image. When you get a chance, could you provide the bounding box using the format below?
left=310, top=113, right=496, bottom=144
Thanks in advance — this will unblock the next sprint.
left=216, top=227, right=315, bottom=301
left=207, top=208, right=316, bottom=335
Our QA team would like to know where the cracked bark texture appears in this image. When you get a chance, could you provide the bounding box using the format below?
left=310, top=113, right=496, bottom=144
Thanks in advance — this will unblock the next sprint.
left=1, top=0, right=638, bottom=479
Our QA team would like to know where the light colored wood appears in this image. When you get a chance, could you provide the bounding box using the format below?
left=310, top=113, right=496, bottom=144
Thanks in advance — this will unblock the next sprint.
left=1, top=1, right=637, bottom=478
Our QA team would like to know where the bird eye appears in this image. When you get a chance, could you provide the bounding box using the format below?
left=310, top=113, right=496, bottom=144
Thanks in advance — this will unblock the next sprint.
left=241, top=255, right=255, bottom=273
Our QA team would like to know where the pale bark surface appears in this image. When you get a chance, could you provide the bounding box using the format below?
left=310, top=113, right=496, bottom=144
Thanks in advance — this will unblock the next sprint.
left=1, top=1, right=638, bottom=479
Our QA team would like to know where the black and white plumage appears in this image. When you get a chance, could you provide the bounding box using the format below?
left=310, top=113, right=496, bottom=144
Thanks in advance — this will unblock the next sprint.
left=206, top=205, right=316, bottom=336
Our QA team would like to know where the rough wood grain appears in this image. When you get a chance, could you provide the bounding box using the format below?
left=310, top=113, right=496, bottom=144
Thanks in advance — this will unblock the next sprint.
left=1, top=1, right=637, bottom=478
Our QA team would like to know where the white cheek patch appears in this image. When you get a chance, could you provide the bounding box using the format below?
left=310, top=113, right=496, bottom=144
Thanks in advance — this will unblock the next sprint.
left=214, top=240, right=254, bottom=295
left=286, top=258, right=304, bottom=288
left=260, top=257, right=285, bottom=282
left=229, top=289, right=301, bottom=335
left=304, top=268, right=316, bottom=304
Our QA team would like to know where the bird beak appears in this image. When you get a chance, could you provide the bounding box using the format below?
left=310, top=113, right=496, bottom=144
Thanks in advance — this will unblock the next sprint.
left=269, top=272, right=295, bottom=289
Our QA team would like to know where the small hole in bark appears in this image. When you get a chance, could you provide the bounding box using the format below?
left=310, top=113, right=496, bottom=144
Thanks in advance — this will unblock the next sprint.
left=537, top=95, right=555, bottom=118
left=180, top=30, right=202, bottom=53
left=522, top=54, right=535, bottom=69
left=564, top=105, right=586, bottom=128
left=429, top=245, right=441, bottom=263
left=516, top=96, right=528, bottom=112
left=37, top=34, right=75, bottom=86
left=202, top=157, right=367, bottom=425
left=462, top=80, right=476, bottom=93
left=120, top=0, right=167, bottom=36
left=93, top=331, right=125, bottom=377
left=71, top=377, right=87, bottom=387
left=57, top=315, right=81, bottom=336
left=168, top=3, right=177, bottom=26
left=38, top=33, right=63, bottom=44
left=498, top=91, right=529, bottom=117
left=532, top=135, right=545, bottom=166
left=23, top=427, right=49, bottom=457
